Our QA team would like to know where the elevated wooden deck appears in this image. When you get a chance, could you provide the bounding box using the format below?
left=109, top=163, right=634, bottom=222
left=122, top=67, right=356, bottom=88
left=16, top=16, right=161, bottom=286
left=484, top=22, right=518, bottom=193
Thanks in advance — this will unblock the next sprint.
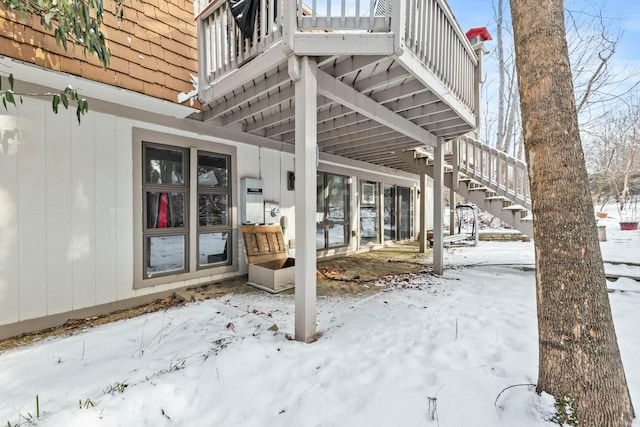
left=196, top=0, right=486, bottom=172
left=196, top=0, right=490, bottom=342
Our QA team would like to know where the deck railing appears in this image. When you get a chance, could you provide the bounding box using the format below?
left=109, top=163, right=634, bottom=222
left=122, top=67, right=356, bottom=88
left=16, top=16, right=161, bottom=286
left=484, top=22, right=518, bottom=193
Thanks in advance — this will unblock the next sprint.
left=402, top=0, right=477, bottom=111
left=457, top=135, right=531, bottom=211
left=295, top=0, right=392, bottom=31
left=197, top=0, right=478, bottom=114
left=197, top=0, right=285, bottom=83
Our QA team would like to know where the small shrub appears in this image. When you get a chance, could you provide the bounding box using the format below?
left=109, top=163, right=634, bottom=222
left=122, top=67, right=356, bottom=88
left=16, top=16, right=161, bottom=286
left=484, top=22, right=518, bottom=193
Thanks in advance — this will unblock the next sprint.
left=103, top=381, right=128, bottom=395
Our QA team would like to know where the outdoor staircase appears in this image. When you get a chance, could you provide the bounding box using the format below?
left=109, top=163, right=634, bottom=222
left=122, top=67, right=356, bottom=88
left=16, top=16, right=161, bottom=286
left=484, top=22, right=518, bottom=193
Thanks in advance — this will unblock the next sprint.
left=399, top=135, right=534, bottom=237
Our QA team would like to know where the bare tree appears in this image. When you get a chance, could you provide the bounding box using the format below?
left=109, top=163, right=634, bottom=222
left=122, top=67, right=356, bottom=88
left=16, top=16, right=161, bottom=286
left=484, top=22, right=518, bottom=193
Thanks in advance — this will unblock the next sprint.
left=486, top=1, right=632, bottom=159
left=585, top=112, right=630, bottom=209
left=565, top=6, right=639, bottom=130
left=491, top=0, right=520, bottom=154
left=510, top=0, right=635, bottom=425
left=585, top=95, right=640, bottom=215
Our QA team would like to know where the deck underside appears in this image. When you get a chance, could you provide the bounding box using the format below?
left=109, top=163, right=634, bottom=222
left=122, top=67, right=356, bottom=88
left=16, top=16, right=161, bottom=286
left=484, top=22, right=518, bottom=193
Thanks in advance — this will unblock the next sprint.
left=200, top=48, right=477, bottom=173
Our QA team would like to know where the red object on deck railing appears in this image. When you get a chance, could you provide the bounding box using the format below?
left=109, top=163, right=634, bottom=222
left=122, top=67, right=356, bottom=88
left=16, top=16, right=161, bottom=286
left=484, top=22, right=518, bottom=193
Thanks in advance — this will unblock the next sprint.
left=465, top=27, right=492, bottom=41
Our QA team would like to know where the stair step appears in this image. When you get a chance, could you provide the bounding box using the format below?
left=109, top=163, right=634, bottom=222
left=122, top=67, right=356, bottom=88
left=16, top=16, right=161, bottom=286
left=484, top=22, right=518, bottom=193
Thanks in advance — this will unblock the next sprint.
left=394, top=146, right=533, bottom=236
left=503, top=204, right=526, bottom=211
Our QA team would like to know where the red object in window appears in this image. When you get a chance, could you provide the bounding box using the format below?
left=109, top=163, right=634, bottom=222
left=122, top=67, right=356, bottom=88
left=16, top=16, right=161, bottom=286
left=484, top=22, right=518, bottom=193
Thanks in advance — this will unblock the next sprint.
left=158, top=193, right=168, bottom=228
left=465, top=27, right=492, bottom=41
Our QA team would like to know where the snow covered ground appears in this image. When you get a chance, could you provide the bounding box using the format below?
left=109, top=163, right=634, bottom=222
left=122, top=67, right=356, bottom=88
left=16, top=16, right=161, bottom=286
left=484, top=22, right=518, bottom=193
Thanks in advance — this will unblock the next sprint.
left=1, top=210, right=638, bottom=426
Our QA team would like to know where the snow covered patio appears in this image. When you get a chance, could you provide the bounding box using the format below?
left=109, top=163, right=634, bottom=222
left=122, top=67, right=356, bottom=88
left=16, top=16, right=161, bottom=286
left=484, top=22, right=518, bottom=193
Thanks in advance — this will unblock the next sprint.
left=1, top=218, right=638, bottom=426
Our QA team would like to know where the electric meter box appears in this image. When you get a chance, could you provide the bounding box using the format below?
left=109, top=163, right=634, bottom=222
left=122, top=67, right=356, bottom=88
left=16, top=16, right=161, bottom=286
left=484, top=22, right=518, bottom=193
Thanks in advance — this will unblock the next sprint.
left=240, top=178, right=264, bottom=224
left=264, top=201, right=281, bottom=225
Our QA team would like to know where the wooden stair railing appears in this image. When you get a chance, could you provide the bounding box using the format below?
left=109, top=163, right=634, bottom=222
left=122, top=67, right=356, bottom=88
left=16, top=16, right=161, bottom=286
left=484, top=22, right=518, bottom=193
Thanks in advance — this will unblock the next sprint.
left=398, top=136, right=533, bottom=237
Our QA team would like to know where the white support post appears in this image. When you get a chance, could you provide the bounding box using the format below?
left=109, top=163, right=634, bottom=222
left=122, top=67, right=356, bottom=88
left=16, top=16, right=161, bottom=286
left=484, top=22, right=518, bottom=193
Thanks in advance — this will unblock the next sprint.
left=449, top=188, right=456, bottom=236
left=391, top=0, right=405, bottom=54
left=452, top=138, right=459, bottom=191
left=449, top=140, right=457, bottom=236
left=283, top=0, right=296, bottom=54
left=419, top=173, right=428, bottom=253
left=472, top=40, right=487, bottom=129
left=433, top=139, right=444, bottom=275
left=351, top=176, right=358, bottom=252
left=294, top=56, right=318, bottom=343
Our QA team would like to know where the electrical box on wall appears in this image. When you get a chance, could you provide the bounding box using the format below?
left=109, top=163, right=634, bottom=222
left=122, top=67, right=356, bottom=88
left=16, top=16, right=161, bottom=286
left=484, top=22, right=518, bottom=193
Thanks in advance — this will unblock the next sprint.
left=240, top=178, right=264, bottom=224
left=264, top=201, right=281, bottom=225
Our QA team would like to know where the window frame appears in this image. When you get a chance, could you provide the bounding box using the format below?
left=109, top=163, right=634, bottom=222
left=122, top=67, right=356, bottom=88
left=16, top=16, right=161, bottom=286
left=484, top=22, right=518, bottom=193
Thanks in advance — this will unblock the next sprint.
left=383, top=184, right=414, bottom=242
left=196, top=151, right=232, bottom=270
left=133, top=128, right=237, bottom=289
left=142, top=142, right=190, bottom=278
left=359, top=180, right=380, bottom=246
left=316, top=171, right=350, bottom=250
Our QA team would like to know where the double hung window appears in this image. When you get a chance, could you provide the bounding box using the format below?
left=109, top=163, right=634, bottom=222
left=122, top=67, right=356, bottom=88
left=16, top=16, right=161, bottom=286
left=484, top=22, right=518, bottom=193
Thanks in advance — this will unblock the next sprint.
left=138, top=134, right=234, bottom=283
left=143, top=144, right=189, bottom=277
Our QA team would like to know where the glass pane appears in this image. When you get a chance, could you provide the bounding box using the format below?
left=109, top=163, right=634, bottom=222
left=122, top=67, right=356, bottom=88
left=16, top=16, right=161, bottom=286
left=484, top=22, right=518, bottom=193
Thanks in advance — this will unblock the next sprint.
left=384, top=186, right=395, bottom=241
left=199, top=194, right=229, bottom=226
left=316, top=225, right=325, bottom=249
left=199, top=232, right=230, bottom=266
left=146, top=235, right=186, bottom=276
left=361, top=182, right=377, bottom=205
left=328, top=224, right=346, bottom=247
left=327, top=174, right=348, bottom=221
left=316, top=173, right=325, bottom=222
left=145, top=146, right=185, bottom=185
left=361, top=181, right=379, bottom=245
left=360, top=206, right=379, bottom=245
left=146, top=192, right=186, bottom=228
left=399, top=186, right=411, bottom=240
left=198, top=153, right=229, bottom=188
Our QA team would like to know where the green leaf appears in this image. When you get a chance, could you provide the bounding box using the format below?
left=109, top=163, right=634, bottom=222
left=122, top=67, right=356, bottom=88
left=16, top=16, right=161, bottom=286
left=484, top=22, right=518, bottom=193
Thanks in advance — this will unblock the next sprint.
left=52, top=94, right=60, bottom=113
left=5, top=90, right=16, bottom=106
left=61, top=92, right=69, bottom=109
left=83, top=3, right=90, bottom=27
left=75, top=98, right=89, bottom=124
left=8, top=74, right=14, bottom=91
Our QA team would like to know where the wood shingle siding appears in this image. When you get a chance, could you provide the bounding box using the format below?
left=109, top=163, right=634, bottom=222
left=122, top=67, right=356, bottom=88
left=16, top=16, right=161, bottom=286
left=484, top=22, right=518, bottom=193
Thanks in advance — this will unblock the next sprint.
left=0, top=0, right=198, bottom=105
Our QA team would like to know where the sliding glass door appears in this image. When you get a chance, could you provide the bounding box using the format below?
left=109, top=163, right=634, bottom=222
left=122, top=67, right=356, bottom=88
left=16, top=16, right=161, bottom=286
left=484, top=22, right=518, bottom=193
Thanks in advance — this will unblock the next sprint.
left=317, top=172, right=350, bottom=250
left=384, top=185, right=414, bottom=242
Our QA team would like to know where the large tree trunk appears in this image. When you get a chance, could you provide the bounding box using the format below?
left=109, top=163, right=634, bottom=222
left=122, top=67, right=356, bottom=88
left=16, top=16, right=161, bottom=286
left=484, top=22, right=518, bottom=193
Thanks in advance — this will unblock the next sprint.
left=509, top=1, right=635, bottom=426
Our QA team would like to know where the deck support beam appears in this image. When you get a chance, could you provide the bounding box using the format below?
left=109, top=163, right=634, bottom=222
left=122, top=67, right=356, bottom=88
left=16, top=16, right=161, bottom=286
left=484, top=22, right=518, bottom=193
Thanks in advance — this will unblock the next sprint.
left=316, top=69, right=438, bottom=147
left=293, top=56, right=318, bottom=343
left=433, top=139, right=445, bottom=275
left=419, top=172, right=429, bottom=253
